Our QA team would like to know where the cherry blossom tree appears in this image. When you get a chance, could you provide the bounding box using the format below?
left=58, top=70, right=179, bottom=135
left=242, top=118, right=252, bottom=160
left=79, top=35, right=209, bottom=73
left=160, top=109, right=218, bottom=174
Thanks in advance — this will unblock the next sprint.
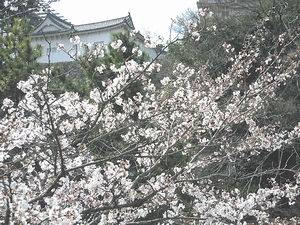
left=1, top=7, right=300, bottom=225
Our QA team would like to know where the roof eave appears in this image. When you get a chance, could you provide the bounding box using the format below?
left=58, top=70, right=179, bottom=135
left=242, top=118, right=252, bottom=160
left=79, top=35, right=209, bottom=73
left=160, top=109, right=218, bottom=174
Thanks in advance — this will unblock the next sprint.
left=31, top=29, right=73, bottom=38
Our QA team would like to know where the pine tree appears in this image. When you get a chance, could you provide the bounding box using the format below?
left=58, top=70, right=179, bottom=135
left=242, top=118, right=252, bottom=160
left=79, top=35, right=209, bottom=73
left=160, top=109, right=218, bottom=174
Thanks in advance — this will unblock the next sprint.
left=0, top=19, right=41, bottom=102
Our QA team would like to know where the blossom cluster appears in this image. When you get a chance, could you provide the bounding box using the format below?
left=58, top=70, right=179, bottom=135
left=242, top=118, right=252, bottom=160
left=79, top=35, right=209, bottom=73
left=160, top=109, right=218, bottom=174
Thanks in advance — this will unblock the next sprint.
left=1, top=11, right=300, bottom=225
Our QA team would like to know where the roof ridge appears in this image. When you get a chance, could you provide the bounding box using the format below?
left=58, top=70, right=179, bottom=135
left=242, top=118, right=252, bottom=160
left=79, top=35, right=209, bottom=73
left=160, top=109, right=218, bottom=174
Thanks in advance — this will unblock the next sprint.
left=47, top=11, right=73, bottom=26
left=74, top=15, right=128, bottom=27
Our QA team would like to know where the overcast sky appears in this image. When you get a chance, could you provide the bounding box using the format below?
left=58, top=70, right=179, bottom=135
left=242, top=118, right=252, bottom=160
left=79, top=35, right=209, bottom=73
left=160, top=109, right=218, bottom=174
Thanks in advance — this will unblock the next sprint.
left=51, top=0, right=198, bottom=40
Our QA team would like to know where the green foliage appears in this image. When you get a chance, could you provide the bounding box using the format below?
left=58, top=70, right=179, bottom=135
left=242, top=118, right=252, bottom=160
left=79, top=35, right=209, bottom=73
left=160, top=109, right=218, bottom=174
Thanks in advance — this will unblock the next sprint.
left=169, top=12, right=256, bottom=75
left=104, top=32, right=149, bottom=66
left=52, top=32, right=150, bottom=98
left=83, top=32, right=148, bottom=89
left=0, top=18, right=41, bottom=101
left=168, top=0, right=300, bottom=192
left=46, top=62, right=91, bottom=96
left=169, top=0, right=300, bottom=76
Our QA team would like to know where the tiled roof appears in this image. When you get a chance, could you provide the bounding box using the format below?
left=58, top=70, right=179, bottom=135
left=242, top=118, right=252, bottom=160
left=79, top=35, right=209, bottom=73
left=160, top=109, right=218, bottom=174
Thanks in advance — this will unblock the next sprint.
left=32, top=11, right=134, bottom=36
left=74, top=14, right=134, bottom=32
left=32, top=11, right=74, bottom=35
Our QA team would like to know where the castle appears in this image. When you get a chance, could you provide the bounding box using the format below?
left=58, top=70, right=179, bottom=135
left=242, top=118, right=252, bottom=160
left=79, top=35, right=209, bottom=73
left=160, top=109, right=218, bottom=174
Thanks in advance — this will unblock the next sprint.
left=31, top=11, right=157, bottom=63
